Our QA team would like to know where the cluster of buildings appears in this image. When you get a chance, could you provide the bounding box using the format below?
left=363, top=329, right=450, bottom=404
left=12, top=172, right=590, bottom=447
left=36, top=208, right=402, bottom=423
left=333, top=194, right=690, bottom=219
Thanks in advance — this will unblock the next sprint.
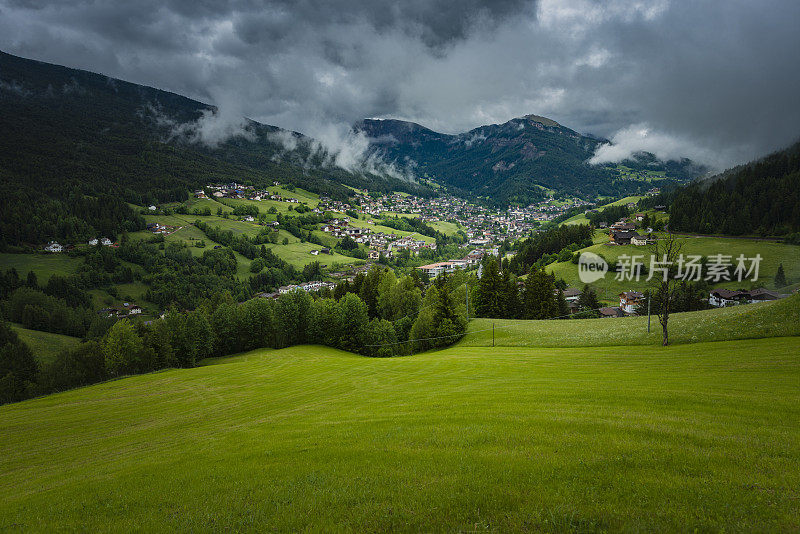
left=417, top=250, right=486, bottom=278
left=607, top=220, right=652, bottom=246
left=256, top=280, right=336, bottom=299
left=320, top=217, right=435, bottom=258
left=589, top=287, right=789, bottom=319
left=99, top=302, right=143, bottom=318
left=45, top=238, right=117, bottom=253
left=708, top=288, right=787, bottom=307
left=349, top=191, right=595, bottom=246
left=146, top=223, right=179, bottom=235
left=202, top=182, right=301, bottom=203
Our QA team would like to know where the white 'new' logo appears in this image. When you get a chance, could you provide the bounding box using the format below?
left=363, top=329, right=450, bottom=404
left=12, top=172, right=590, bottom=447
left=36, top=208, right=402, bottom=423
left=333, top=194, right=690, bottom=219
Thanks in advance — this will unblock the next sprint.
left=578, top=252, right=608, bottom=283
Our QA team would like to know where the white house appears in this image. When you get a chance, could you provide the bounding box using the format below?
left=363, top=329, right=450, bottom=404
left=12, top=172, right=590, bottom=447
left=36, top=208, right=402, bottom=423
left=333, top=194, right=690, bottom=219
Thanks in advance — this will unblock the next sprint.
left=417, top=262, right=453, bottom=278
left=709, top=288, right=784, bottom=307
left=709, top=289, right=744, bottom=307
left=148, top=205, right=157, bottom=211
left=45, top=241, right=63, bottom=253
left=100, top=237, right=113, bottom=246
left=88, top=238, right=99, bottom=246
left=122, top=303, right=142, bottom=315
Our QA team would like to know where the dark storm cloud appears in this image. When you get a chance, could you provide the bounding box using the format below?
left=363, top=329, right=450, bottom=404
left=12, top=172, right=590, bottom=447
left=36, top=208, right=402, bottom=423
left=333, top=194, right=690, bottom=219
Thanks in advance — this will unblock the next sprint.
left=1, top=0, right=799, bottom=169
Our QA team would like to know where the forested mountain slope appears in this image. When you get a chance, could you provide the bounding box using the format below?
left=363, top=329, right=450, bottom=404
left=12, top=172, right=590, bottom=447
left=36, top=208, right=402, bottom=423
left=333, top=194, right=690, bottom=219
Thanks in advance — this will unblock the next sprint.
left=356, top=115, right=702, bottom=204
left=668, top=140, right=800, bottom=236
left=0, top=50, right=429, bottom=248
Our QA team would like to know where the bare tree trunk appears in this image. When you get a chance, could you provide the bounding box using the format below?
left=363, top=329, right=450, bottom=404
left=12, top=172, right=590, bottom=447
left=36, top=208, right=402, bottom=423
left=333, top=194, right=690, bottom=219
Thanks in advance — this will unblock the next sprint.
left=650, top=231, right=681, bottom=348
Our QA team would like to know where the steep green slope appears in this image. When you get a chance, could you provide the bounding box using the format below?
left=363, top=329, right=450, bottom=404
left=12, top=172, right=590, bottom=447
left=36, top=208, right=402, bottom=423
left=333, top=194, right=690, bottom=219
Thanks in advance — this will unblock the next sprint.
left=1, top=339, right=799, bottom=531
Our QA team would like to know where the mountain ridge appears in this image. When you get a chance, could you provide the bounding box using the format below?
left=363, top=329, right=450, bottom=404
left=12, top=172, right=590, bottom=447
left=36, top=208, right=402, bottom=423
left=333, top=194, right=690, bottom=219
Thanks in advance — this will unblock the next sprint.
left=355, top=114, right=702, bottom=204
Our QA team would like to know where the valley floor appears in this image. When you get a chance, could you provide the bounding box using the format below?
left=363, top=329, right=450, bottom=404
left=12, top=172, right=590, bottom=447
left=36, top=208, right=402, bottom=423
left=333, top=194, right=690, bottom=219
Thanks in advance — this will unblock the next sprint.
left=1, top=337, right=799, bottom=531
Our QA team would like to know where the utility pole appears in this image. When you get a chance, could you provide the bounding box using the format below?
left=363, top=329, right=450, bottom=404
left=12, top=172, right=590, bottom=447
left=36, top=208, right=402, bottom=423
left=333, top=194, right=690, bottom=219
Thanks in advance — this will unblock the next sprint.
left=647, top=291, right=652, bottom=333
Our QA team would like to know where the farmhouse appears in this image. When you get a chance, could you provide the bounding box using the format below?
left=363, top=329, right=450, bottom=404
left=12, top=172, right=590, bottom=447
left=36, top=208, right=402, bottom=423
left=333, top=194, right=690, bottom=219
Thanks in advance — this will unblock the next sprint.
left=610, top=230, right=640, bottom=245
left=610, top=222, right=637, bottom=231
left=747, top=288, right=784, bottom=302
left=44, top=241, right=63, bottom=253
left=709, top=289, right=743, bottom=307
left=599, top=306, right=625, bottom=318
left=630, top=234, right=648, bottom=246
left=709, top=288, right=785, bottom=307
left=561, top=287, right=582, bottom=302
left=619, top=291, right=644, bottom=314
left=100, top=303, right=143, bottom=318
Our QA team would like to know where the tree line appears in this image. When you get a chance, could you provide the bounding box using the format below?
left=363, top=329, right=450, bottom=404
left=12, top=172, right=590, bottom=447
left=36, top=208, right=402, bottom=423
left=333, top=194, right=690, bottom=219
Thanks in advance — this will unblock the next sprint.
left=0, top=265, right=468, bottom=405
left=508, top=224, right=593, bottom=275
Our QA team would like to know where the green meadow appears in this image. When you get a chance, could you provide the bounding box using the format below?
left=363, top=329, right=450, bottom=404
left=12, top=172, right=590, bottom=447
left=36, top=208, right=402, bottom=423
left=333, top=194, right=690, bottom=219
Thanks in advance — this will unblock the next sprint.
left=1, top=332, right=799, bottom=531
left=9, top=323, right=81, bottom=364
left=428, top=219, right=462, bottom=236
left=461, top=294, right=800, bottom=348
left=561, top=195, right=643, bottom=226
left=547, top=235, right=800, bottom=298
left=0, top=252, right=82, bottom=282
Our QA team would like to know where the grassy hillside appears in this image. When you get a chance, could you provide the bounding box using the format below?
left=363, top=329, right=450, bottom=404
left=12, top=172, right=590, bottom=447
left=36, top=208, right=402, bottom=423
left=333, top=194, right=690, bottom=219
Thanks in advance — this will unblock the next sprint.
left=460, top=294, right=800, bottom=348
left=0, top=253, right=82, bottom=282
left=10, top=324, right=81, bottom=364
left=132, top=210, right=361, bottom=271
left=561, top=195, right=644, bottom=226
left=1, top=338, right=799, bottom=531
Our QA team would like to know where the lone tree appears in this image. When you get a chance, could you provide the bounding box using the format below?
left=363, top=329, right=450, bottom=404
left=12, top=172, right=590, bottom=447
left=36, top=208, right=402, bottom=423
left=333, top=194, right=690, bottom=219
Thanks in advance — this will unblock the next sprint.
left=649, top=231, right=683, bottom=346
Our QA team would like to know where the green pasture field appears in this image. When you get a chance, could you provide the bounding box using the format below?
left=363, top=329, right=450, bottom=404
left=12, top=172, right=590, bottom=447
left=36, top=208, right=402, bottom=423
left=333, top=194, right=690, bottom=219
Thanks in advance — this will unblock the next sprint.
left=0, top=253, right=82, bottom=282
left=613, top=165, right=667, bottom=182
left=347, top=217, right=436, bottom=244
left=1, top=333, right=798, bottom=531
left=428, top=220, right=462, bottom=235
left=461, top=293, right=800, bottom=348
left=560, top=196, right=645, bottom=227
left=9, top=323, right=81, bottom=365
left=546, top=235, right=800, bottom=297
left=264, top=241, right=361, bottom=270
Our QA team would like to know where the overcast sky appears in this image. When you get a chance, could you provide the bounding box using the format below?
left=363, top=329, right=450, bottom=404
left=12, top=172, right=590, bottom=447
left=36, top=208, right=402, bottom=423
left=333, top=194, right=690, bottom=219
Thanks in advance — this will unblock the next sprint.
left=1, top=0, right=799, bottom=169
